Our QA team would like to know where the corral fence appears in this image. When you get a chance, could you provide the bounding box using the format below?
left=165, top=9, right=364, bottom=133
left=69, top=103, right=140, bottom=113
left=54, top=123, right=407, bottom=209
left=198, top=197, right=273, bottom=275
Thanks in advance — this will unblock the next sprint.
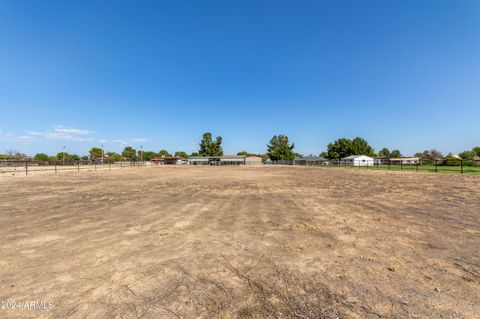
left=0, top=160, right=148, bottom=176
left=267, top=159, right=480, bottom=174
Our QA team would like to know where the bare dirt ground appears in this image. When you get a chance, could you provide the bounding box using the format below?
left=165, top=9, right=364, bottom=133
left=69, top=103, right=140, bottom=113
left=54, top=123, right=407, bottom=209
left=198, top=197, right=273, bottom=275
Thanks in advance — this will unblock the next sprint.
left=0, top=166, right=479, bottom=319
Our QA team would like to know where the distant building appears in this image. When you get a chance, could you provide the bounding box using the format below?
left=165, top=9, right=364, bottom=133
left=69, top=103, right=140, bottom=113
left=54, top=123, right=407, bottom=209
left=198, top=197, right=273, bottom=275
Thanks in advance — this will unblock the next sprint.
left=188, top=155, right=246, bottom=165
left=151, top=156, right=187, bottom=165
left=245, top=155, right=263, bottom=165
left=374, top=157, right=389, bottom=165
left=341, top=155, right=374, bottom=166
left=294, top=156, right=328, bottom=166
left=389, top=157, right=421, bottom=165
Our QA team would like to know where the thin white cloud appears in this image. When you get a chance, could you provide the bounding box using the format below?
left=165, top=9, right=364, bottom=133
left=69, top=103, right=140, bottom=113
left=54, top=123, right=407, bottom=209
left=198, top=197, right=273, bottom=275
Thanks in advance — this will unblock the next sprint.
left=28, top=125, right=96, bottom=141
left=113, top=138, right=148, bottom=145
left=0, top=131, right=35, bottom=144
left=98, top=139, right=108, bottom=143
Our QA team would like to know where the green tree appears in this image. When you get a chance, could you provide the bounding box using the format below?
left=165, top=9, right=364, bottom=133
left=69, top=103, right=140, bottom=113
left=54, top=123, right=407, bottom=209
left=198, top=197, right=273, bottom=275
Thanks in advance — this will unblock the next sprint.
left=199, top=132, right=224, bottom=156
left=70, top=154, right=80, bottom=161
left=350, top=137, right=375, bottom=157
left=190, top=152, right=199, bottom=156
left=415, top=149, right=444, bottom=164
left=34, top=153, right=49, bottom=161
left=237, top=151, right=249, bottom=155
left=122, top=146, right=137, bottom=160
left=266, top=135, right=295, bottom=161
left=326, top=138, right=353, bottom=160
left=81, top=155, right=89, bottom=160
left=471, top=147, right=480, bottom=157
left=458, top=150, right=473, bottom=160
left=158, top=149, right=171, bottom=157
left=136, top=150, right=156, bottom=161
left=174, top=151, right=188, bottom=158
left=378, top=148, right=390, bottom=157
left=89, top=147, right=103, bottom=160
left=319, top=151, right=328, bottom=158
left=106, top=152, right=123, bottom=162
left=390, top=149, right=402, bottom=158
left=56, top=152, right=71, bottom=161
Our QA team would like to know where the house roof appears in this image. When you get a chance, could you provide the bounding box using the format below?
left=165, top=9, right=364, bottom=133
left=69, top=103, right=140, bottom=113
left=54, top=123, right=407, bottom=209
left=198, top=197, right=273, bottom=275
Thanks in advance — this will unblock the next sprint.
left=342, top=155, right=373, bottom=160
left=189, top=155, right=246, bottom=159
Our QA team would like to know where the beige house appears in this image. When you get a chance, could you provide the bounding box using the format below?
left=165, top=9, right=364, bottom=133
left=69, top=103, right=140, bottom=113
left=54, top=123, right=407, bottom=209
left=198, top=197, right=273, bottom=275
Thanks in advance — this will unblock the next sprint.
left=245, top=155, right=263, bottom=165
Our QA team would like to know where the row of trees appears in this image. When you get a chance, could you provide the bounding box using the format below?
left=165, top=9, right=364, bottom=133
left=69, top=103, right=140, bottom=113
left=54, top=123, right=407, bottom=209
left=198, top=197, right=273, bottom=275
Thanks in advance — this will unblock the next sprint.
left=22, top=132, right=480, bottom=164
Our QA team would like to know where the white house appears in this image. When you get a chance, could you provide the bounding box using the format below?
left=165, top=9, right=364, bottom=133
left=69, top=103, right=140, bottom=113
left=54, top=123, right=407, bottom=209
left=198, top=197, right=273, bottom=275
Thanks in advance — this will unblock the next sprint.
left=341, top=155, right=374, bottom=166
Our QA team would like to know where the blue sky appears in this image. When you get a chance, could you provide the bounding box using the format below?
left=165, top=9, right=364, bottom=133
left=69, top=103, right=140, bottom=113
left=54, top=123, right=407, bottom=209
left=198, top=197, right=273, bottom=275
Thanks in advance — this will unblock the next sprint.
left=1, top=0, right=479, bottom=156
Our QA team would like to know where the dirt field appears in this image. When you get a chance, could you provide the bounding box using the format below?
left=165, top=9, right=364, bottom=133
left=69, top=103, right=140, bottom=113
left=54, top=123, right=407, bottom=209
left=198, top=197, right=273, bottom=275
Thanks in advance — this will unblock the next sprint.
left=0, top=167, right=479, bottom=319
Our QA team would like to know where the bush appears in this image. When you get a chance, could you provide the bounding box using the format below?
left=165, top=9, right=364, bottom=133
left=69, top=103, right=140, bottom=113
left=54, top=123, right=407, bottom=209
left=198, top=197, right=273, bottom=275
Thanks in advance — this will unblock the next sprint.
left=441, top=156, right=461, bottom=166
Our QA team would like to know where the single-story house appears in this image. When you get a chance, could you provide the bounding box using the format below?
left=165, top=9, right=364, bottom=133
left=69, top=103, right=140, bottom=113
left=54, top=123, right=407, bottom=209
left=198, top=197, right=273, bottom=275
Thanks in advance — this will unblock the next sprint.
left=188, top=155, right=247, bottom=165
left=341, top=155, right=374, bottom=166
left=374, top=157, right=389, bottom=165
left=294, top=156, right=328, bottom=166
left=389, top=157, right=421, bottom=165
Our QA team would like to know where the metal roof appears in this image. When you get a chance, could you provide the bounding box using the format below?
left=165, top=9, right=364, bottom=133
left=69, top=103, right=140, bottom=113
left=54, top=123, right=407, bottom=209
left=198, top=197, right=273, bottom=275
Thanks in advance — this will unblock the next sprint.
left=342, top=155, right=373, bottom=159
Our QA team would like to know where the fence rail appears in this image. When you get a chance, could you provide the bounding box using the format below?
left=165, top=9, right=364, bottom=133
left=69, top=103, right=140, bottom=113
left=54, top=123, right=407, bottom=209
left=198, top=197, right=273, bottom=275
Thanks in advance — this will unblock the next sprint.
left=0, top=160, right=148, bottom=176
left=268, top=159, right=480, bottom=174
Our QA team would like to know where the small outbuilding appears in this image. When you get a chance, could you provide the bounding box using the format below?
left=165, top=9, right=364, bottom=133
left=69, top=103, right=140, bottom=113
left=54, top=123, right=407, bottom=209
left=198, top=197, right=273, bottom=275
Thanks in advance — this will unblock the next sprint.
left=245, top=155, right=263, bottom=165
left=341, top=155, right=374, bottom=166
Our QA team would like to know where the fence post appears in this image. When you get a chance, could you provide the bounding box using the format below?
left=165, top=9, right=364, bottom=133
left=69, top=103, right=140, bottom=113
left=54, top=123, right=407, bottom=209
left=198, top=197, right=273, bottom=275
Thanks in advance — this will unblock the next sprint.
left=78, top=162, right=80, bottom=172
left=435, top=160, right=438, bottom=173
left=25, top=162, right=28, bottom=176
left=109, top=162, right=111, bottom=170
left=461, top=160, right=463, bottom=174
left=388, top=163, right=390, bottom=170
left=401, top=161, right=403, bottom=171
left=416, top=163, right=419, bottom=173
left=95, top=161, right=97, bottom=171
left=55, top=163, right=57, bottom=174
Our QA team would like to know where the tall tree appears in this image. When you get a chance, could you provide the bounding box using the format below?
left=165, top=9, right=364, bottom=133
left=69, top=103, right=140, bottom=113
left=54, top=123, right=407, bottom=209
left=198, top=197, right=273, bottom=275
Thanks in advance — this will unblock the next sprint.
left=266, top=135, right=295, bottom=161
left=106, top=152, right=123, bottom=162
left=459, top=150, right=473, bottom=160
left=174, top=151, right=188, bottom=158
left=158, top=149, right=171, bottom=157
left=378, top=147, right=390, bottom=157
left=56, top=152, right=72, bottom=161
left=471, top=146, right=480, bottom=157
left=390, top=149, right=402, bottom=158
left=326, top=138, right=353, bottom=160
left=237, top=151, right=249, bottom=155
left=350, top=137, right=375, bottom=157
left=139, top=151, right=157, bottom=161
left=415, top=149, right=443, bottom=160
left=89, top=147, right=103, bottom=160
left=198, top=132, right=224, bottom=156
left=122, top=146, right=137, bottom=160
